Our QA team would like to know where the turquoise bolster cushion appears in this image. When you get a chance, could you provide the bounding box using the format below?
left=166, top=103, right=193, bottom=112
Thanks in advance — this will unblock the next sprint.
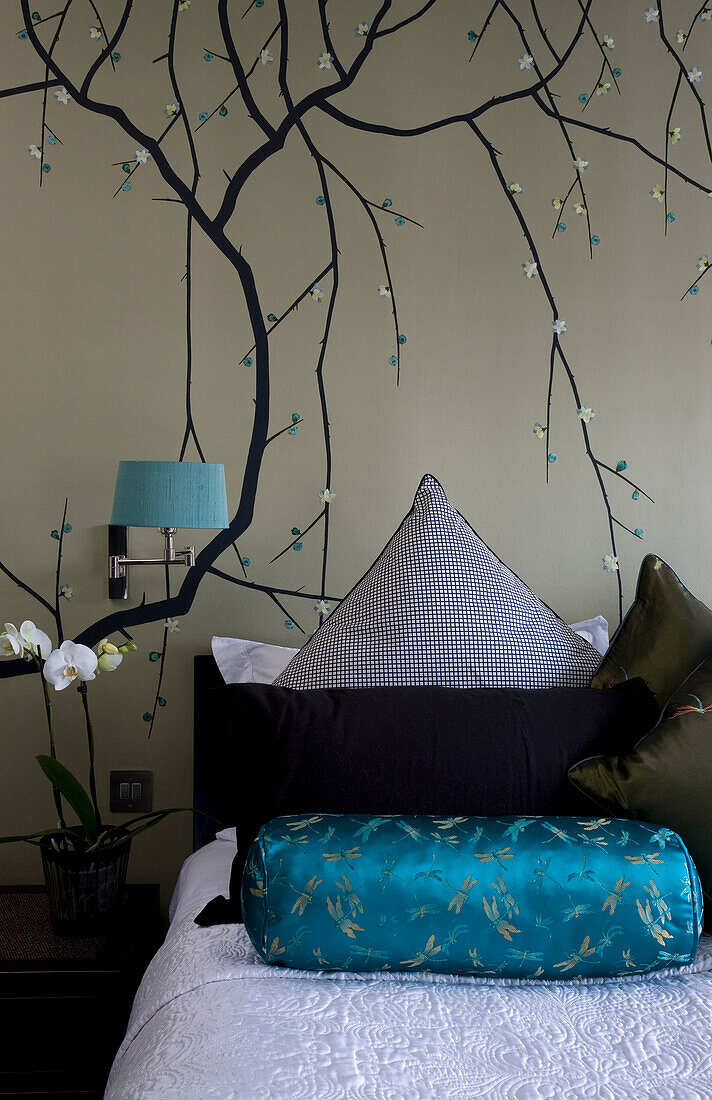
left=241, top=814, right=703, bottom=979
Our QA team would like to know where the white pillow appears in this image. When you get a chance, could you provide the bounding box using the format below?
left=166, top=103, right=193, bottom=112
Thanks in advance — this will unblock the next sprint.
left=211, top=636, right=298, bottom=684
left=568, top=616, right=609, bottom=656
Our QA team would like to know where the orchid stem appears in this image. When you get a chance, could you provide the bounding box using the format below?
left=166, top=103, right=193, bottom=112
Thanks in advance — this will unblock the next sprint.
left=34, top=655, right=66, bottom=830
left=78, top=681, right=101, bottom=828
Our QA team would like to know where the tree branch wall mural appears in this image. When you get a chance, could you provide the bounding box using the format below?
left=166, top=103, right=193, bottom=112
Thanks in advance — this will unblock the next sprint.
left=0, top=0, right=710, bottom=736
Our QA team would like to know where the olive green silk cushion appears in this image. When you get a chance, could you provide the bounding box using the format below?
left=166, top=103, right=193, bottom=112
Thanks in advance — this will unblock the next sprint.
left=571, top=656, right=712, bottom=908
left=590, top=555, right=712, bottom=708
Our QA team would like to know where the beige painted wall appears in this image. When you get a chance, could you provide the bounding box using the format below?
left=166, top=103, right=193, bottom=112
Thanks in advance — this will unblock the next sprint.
left=1, top=0, right=710, bottom=909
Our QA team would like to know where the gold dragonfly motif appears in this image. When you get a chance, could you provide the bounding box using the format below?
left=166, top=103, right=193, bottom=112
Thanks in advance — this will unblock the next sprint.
left=433, top=816, right=468, bottom=831
left=482, top=895, right=520, bottom=940
left=474, top=847, right=514, bottom=869
left=406, top=901, right=439, bottom=921
left=553, top=936, right=597, bottom=972
left=322, top=846, right=362, bottom=869
left=400, top=934, right=442, bottom=968
left=289, top=874, right=323, bottom=916
left=354, top=817, right=391, bottom=841
left=643, top=879, right=671, bottom=924
left=637, top=898, right=673, bottom=946
left=626, top=852, right=664, bottom=873
left=336, top=875, right=363, bottom=915
left=491, top=875, right=518, bottom=917
left=447, top=875, right=478, bottom=914
left=500, top=818, right=536, bottom=843
left=285, top=816, right=323, bottom=832
left=326, top=895, right=364, bottom=939
left=264, top=937, right=287, bottom=963
left=599, top=875, right=630, bottom=915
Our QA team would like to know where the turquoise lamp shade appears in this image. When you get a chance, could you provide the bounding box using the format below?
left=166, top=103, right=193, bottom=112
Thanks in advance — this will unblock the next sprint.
left=110, top=461, right=229, bottom=529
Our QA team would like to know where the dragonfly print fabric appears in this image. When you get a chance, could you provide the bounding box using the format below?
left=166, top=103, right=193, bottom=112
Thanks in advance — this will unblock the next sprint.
left=242, top=814, right=703, bottom=980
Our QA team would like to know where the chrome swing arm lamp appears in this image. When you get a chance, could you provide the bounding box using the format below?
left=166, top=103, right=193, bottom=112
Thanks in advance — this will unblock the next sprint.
left=108, top=462, right=228, bottom=600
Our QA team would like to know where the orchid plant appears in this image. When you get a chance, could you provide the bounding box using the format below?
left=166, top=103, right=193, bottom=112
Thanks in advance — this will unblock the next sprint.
left=0, top=620, right=186, bottom=853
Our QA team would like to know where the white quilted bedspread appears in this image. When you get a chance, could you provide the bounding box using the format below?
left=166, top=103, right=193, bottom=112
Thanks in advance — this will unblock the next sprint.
left=106, top=911, right=712, bottom=1100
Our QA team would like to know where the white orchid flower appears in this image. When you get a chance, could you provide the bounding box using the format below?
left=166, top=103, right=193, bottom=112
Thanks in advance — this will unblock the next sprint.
left=320, top=488, right=335, bottom=503
left=165, top=617, right=181, bottom=633
left=135, top=149, right=150, bottom=165
left=97, top=639, right=123, bottom=672
left=650, top=185, right=664, bottom=202
left=20, top=620, right=52, bottom=658
left=602, top=554, right=620, bottom=573
left=54, top=87, right=71, bottom=105
left=1, top=624, right=23, bottom=657
left=573, top=157, right=588, bottom=172
left=88, top=25, right=103, bottom=39
left=518, top=55, right=534, bottom=70
left=318, top=52, right=332, bottom=70
left=378, top=285, right=391, bottom=297
left=552, top=319, right=568, bottom=335
left=28, top=144, right=41, bottom=159
left=43, top=641, right=98, bottom=690
left=577, top=407, right=595, bottom=423
left=688, top=68, right=703, bottom=84
left=260, top=49, right=274, bottom=65
left=314, top=600, right=330, bottom=614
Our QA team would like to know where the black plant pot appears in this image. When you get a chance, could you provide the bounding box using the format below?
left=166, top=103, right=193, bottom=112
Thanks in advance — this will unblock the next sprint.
left=40, top=833, right=131, bottom=934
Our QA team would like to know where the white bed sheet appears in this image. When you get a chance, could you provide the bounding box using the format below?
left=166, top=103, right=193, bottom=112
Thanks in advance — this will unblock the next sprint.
left=107, top=839, right=712, bottom=1099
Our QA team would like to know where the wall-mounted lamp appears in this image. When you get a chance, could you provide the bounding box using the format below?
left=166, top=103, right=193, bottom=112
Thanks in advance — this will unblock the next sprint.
left=108, top=461, right=229, bottom=599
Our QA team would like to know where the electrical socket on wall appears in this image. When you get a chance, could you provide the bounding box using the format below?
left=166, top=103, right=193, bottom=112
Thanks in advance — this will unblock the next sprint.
left=110, top=770, right=153, bottom=813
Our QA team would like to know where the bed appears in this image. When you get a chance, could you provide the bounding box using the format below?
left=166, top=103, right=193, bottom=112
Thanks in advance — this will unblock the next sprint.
left=105, top=656, right=712, bottom=1099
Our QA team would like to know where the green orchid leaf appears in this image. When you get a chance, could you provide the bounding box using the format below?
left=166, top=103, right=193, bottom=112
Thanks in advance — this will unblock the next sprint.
left=0, top=826, right=83, bottom=846
left=36, top=755, right=98, bottom=844
left=85, top=807, right=196, bottom=851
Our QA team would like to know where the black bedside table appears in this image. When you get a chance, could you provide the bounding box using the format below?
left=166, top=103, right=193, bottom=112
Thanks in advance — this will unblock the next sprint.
left=0, top=884, right=163, bottom=1099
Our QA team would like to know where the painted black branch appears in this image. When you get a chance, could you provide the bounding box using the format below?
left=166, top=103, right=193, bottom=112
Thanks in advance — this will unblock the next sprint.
left=531, top=93, right=712, bottom=194
left=528, top=1, right=559, bottom=63
left=263, top=588, right=306, bottom=635
left=269, top=510, right=325, bottom=564
left=375, top=0, right=440, bottom=39
left=80, top=1, right=132, bottom=99
left=195, top=24, right=281, bottom=132
left=681, top=262, right=711, bottom=301
left=111, top=114, right=181, bottom=200
left=321, top=153, right=403, bottom=382
left=500, top=1, right=593, bottom=258
left=658, top=2, right=712, bottom=169
left=36, top=1, right=72, bottom=189
left=0, top=79, right=60, bottom=99
left=238, top=262, right=334, bottom=364
left=217, top=0, right=275, bottom=139
left=166, top=0, right=205, bottom=463
left=275, top=0, right=335, bottom=610
left=594, top=462, right=655, bottom=503
left=470, top=1, right=500, bottom=63
left=214, top=0, right=395, bottom=231
left=0, top=560, right=55, bottom=619
left=318, top=0, right=347, bottom=81
left=320, top=4, right=592, bottom=140
left=146, top=568, right=171, bottom=740
left=53, top=498, right=68, bottom=644
left=574, top=0, right=620, bottom=94
left=207, top=565, right=341, bottom=605
left=468, top=116, right=624, bottom=620
left=265, top=416, right=303, bottom=446
left=87, top=0, right=117, bottom=74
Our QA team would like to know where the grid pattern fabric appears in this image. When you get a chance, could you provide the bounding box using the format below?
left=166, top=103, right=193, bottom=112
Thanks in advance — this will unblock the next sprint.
left=274, top=475, right=600, bottom=690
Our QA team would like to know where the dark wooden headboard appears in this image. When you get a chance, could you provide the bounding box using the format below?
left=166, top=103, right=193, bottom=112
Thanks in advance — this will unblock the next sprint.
left=193, top=654, right=232, bottom=851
